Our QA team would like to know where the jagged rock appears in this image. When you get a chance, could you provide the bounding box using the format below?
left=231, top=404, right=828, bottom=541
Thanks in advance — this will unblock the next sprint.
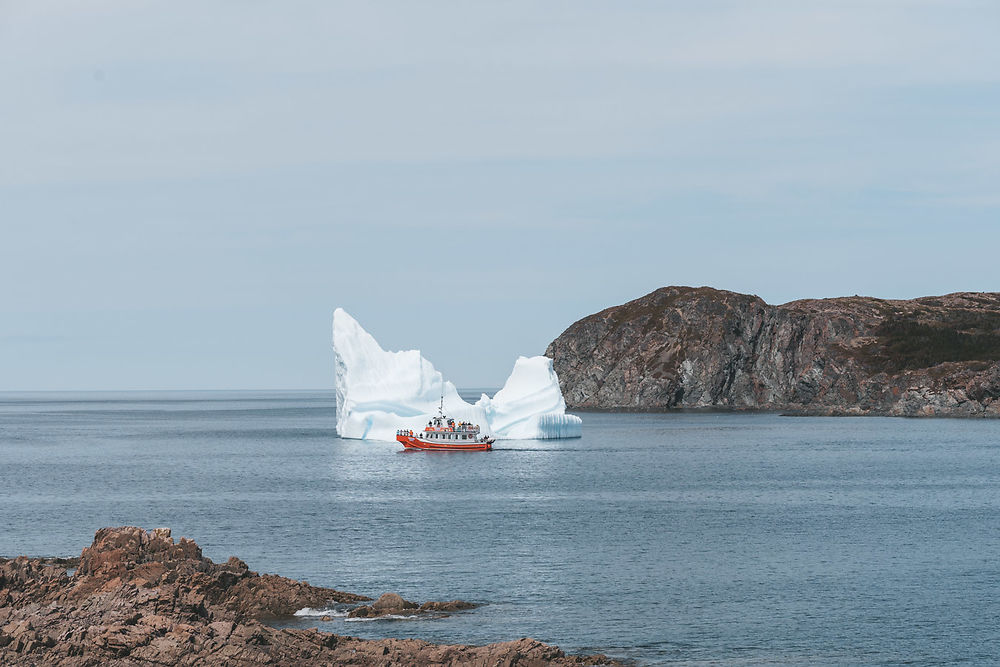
left=547, top=286, right=1000, bottom=416
left=0, top=527, right=616, bottom=665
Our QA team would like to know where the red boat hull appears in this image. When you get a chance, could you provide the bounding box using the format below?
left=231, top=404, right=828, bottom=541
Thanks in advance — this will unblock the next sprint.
left=396, top=434, right=492, bottom=451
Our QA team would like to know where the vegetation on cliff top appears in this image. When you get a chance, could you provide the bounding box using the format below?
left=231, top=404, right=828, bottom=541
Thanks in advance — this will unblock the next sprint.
left=862, top=310, right=1000, bottom=373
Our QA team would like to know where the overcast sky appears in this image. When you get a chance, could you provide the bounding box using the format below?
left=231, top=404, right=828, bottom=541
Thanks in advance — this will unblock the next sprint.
left=2, top=1, right=998, bottom=390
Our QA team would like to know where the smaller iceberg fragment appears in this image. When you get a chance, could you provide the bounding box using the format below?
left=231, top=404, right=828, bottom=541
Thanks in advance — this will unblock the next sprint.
left=475, top=356, right=583, bottom=439
left=332, top=308, right=582, bottom=441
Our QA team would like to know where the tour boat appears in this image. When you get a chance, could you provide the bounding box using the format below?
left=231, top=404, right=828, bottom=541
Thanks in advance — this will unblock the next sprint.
left=396, top=399, right=494, bottom=451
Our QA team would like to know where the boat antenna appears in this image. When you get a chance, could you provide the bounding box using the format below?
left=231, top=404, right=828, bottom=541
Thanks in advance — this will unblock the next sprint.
left=439, top=388, right=444, bottom=416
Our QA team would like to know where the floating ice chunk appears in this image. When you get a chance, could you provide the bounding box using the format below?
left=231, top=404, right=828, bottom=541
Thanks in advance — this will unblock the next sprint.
left=332, top=308, right=581, bottom=441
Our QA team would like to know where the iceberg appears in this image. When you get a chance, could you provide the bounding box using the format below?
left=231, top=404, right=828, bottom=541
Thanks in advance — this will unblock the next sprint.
left=332, top=308, right=582, bottom=441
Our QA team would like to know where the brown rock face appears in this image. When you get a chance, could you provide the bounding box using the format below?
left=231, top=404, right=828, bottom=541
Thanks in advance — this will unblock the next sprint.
left=546, top=286, right=1000, bottom=416
left=0, top=527, right=617, bottom=666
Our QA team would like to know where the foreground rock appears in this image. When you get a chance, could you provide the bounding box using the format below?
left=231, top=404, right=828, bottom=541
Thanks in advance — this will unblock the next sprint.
left=0, top=527, right=616, bottom=666
left=547, top=286, right=1000, bottom=416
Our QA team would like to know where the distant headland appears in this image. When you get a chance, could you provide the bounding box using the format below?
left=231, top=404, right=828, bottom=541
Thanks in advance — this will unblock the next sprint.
left=546, top=287, right=1000, bottom=417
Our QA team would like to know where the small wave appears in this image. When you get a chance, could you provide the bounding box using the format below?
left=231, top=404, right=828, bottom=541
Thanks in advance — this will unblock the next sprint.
left=293, top=607, right=349, bottom=618
left=344, top=614, right=420, bottom=622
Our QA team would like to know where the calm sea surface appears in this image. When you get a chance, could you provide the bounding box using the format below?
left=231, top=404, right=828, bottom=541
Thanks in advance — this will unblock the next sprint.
left=2, top=391, right=999, bottom=665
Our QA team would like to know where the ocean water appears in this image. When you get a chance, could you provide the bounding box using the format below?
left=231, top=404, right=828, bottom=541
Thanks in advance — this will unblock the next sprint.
left=2, top=391, right=999, bottom=665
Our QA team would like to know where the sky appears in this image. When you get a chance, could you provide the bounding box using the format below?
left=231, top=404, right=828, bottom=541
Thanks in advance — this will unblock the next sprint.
left=1, top=1, right=998, bottom=390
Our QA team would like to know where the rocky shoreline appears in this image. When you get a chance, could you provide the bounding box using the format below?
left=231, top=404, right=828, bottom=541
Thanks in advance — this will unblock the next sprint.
left=0, top=527, right=618, bottom=666
left=547, top=286, right=1000, bottom=416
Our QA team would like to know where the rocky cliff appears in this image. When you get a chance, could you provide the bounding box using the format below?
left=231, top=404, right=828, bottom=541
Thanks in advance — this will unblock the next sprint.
left=545, top=287, right=1000, bottom=416
left=0, top=527, right=617, bottom=666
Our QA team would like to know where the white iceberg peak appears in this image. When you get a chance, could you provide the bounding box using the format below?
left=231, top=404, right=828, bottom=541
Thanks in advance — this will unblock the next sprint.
left=331, top=308, right=582, bottom=441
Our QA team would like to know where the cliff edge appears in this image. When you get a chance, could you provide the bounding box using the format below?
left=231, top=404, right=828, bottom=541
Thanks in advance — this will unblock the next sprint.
left=545, top=286, right=1000, bottom=416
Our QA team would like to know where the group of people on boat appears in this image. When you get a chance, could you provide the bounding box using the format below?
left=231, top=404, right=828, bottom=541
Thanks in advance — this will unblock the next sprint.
left=396, top=421, right=483, bottom=438
left=423, top=418, right=479, bottom=432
